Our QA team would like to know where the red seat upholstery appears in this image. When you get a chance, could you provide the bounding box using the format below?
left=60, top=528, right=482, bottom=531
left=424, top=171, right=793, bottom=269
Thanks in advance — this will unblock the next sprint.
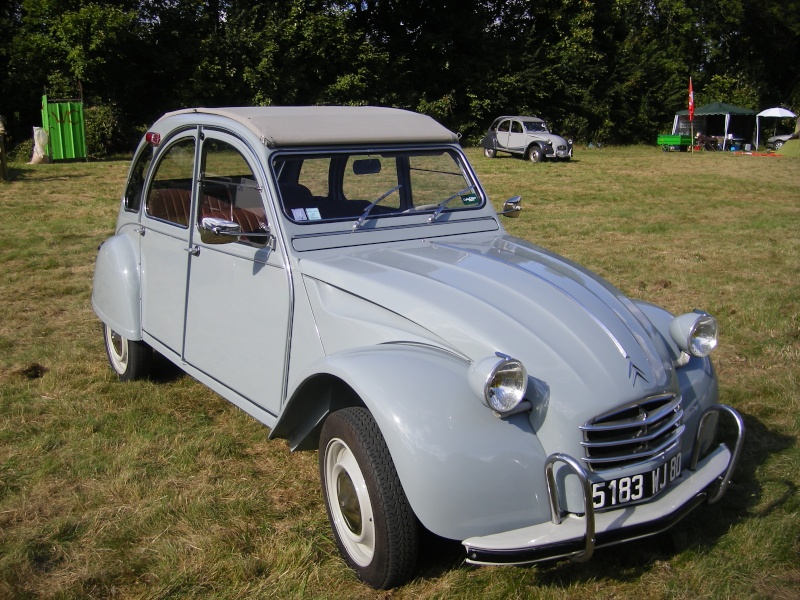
left=147, top=188, right=267, bottom=241
left=201, top=196, right=266, bottom=231
left=146, top=188, right=191, bottom=225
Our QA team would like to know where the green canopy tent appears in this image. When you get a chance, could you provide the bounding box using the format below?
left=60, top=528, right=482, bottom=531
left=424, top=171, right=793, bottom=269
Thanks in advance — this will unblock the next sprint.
left=672, top=102, right=756, bottom=150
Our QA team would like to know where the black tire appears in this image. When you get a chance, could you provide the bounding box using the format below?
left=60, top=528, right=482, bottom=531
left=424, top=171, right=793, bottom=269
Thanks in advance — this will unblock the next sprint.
left=483, top=147, right=496, bottom=158
left=319, top=407, right=418, bottom=589
left=774, top=140, right=784, bottom=150
left=528, top=146, right=543, bottom=163
left=103, top=324, right=152, bottom=381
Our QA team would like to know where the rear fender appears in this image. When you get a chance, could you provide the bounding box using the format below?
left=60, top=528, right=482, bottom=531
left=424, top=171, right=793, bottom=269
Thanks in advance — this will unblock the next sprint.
left=274, top=343, right=551, bottom=540
left=91, top=231, right=142, bottom=340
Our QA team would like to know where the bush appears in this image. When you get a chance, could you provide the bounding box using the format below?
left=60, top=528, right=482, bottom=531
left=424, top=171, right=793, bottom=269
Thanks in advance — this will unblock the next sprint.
left=8, top=138, right=34, bottom=163
left=84, top=104, right=126, bottom=159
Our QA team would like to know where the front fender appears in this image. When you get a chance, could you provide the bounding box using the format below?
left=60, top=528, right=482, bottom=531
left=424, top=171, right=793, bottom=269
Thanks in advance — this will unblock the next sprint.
left=632, top=300, right=720, bottom=453
left=91, top=231, right=142, bottom=340
left=480, top=134, right=496, bottom=150
left=281, top=343, right=552, bottom=540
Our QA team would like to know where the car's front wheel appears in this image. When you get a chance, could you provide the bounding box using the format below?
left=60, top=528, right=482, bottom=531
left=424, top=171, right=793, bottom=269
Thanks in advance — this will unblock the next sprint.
left=484, top=147, right=496, bottom=158
left=774, top=140, right=784, bottom=150
left=103, top=324, right=152, bottom=381
left=320, top=407, right=418, bottom=589
left=528, top=146, right=543, bottom=163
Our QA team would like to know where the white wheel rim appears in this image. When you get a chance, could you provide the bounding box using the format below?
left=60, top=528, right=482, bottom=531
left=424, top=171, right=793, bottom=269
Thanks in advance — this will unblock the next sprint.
left=105, top=325, right=128, bottom=374
left=325, top=438, right=375, bottom=567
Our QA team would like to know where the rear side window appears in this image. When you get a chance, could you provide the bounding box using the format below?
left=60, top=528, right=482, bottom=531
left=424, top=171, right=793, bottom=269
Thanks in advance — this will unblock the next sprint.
left=123, top=145, right=154, bottom=212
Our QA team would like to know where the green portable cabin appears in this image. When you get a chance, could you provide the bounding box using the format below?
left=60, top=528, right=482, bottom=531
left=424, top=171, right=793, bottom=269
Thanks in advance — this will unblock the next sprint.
left=41, top=95, right=87, bottom=161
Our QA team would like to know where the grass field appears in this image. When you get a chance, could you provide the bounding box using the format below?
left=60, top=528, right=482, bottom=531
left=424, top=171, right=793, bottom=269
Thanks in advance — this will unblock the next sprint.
left=1, top=146, right=798, bottom=599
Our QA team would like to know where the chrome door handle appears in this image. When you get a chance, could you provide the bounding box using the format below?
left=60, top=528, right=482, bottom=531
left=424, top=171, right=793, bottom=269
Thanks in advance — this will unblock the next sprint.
left=185, top=245, right=200, bottom=256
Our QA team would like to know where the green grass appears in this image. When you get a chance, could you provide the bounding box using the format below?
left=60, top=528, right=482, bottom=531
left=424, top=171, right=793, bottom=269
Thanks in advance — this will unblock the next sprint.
left=1, top=147, right=799, bottom=598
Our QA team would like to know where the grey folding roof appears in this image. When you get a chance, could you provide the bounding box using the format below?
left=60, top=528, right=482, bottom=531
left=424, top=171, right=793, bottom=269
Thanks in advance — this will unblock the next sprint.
left=160, top=106, right=459, bottom=147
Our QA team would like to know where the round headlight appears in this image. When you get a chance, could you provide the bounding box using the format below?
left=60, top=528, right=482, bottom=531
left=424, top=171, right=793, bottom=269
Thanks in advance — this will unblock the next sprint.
left=468, top=354, right=528, bottom=414
left=669, top=312, right=718, bottom=357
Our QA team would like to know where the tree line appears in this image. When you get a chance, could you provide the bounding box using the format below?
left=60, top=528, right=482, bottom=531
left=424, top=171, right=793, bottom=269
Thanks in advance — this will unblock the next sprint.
left=1, top=0, right=798, bottom=154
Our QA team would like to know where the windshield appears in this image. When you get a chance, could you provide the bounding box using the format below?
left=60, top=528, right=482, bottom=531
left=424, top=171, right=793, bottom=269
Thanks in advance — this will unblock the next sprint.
left=271, top=148, right=482, bottom=224
left=523, top=121, right=548, bottom=133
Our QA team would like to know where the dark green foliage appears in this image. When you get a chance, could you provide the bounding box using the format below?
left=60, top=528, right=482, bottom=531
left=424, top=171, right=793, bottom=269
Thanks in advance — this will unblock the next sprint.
left=84, top=104, right=125, bottom=158
left=1, top=0, right=798, bottom=149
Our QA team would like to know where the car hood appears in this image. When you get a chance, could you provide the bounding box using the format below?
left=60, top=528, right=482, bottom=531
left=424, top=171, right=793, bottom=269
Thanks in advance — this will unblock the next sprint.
left=532, top=132, right=569, bottom=146
left=299, top=234, right=679, bottom=440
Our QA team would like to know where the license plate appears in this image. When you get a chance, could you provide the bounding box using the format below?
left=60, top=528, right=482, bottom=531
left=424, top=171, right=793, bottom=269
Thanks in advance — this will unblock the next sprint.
left=591, top=451, right=682, bottom=510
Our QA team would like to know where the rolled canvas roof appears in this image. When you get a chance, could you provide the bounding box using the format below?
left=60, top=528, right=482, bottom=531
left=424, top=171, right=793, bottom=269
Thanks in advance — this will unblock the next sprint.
left=159, top=106, right=459, bottom=147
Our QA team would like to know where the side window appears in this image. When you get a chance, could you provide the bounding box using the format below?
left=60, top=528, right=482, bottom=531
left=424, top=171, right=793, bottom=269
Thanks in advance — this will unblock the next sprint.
left=145, top=137, right=196, bottom=227
left=511, top=121, right=523, bottom=134
left=498, top=120, right=510, bottom=133
left=123, top=144, right=154, bottom=212
left=199, top=139, right=268, bottom=245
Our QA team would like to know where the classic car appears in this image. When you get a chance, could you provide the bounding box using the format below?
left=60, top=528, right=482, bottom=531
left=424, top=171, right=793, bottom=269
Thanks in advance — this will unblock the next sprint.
left=766, top=133, right=795, bottom=150
left=481, top=115, right=573, bottom=162
left=93, top=106, right=743, bottom=589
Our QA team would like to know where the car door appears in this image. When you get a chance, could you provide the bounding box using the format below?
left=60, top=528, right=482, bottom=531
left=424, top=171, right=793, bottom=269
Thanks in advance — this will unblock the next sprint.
left=506, top=119, right=527, bottom=152
left=140, top=133, right=198, bottom=355
left=495, top=119, right=512, bottom=150
left=182, top=131, right=291, bottom=417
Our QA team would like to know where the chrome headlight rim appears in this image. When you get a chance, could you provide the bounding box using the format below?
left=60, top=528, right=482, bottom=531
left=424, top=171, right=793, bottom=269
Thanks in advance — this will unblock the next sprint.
left=468, top=352, right=528, bottom=414
left=669, top=311, right=718, bottom=358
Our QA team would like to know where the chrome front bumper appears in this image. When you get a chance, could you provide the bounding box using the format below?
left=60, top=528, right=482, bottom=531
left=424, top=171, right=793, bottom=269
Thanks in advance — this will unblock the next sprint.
left=463, top=404, right=744, bottom=565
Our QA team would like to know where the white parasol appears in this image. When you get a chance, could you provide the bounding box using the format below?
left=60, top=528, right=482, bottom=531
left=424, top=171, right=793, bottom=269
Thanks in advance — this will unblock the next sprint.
left=756, top=107, right=797, bottom=149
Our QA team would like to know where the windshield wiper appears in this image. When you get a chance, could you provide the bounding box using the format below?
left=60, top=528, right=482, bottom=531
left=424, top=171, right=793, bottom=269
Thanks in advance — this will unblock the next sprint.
left=352, top=184, right=402, bottom=230
left=428, top=185, right=476, bottom=223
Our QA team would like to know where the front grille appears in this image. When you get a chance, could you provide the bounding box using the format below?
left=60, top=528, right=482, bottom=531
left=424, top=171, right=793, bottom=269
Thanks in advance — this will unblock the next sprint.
left=557, top=145, right=567, bottom=151
left=580, top=394, right=684, bottom=472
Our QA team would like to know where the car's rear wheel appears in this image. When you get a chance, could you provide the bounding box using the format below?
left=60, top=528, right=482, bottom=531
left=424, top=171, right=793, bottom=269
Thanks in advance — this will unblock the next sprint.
left=320, top=407, right=418, bottom=589
left=774, top=140, right=784, bottom=150
left=484, top=147, right=496, bottom=158
left=103, top=324, right=152, bottom=381
left=528, top=146, right=543, bottom=163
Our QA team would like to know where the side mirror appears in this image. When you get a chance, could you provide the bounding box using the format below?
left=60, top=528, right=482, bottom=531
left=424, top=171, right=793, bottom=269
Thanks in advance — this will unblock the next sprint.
left=500, top=196, right=522, bottom=218
left=200, top=216, right=242, bottom=244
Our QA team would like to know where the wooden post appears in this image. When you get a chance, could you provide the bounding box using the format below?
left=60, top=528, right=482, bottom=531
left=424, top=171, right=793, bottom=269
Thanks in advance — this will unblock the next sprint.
left=0, top=134, right=8, bottom=181
left=0, top=114, right=7, bottom=180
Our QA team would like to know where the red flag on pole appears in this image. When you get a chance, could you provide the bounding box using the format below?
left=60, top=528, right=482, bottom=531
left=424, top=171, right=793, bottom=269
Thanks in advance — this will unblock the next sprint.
left=689, top=78, right=694, bottom=122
